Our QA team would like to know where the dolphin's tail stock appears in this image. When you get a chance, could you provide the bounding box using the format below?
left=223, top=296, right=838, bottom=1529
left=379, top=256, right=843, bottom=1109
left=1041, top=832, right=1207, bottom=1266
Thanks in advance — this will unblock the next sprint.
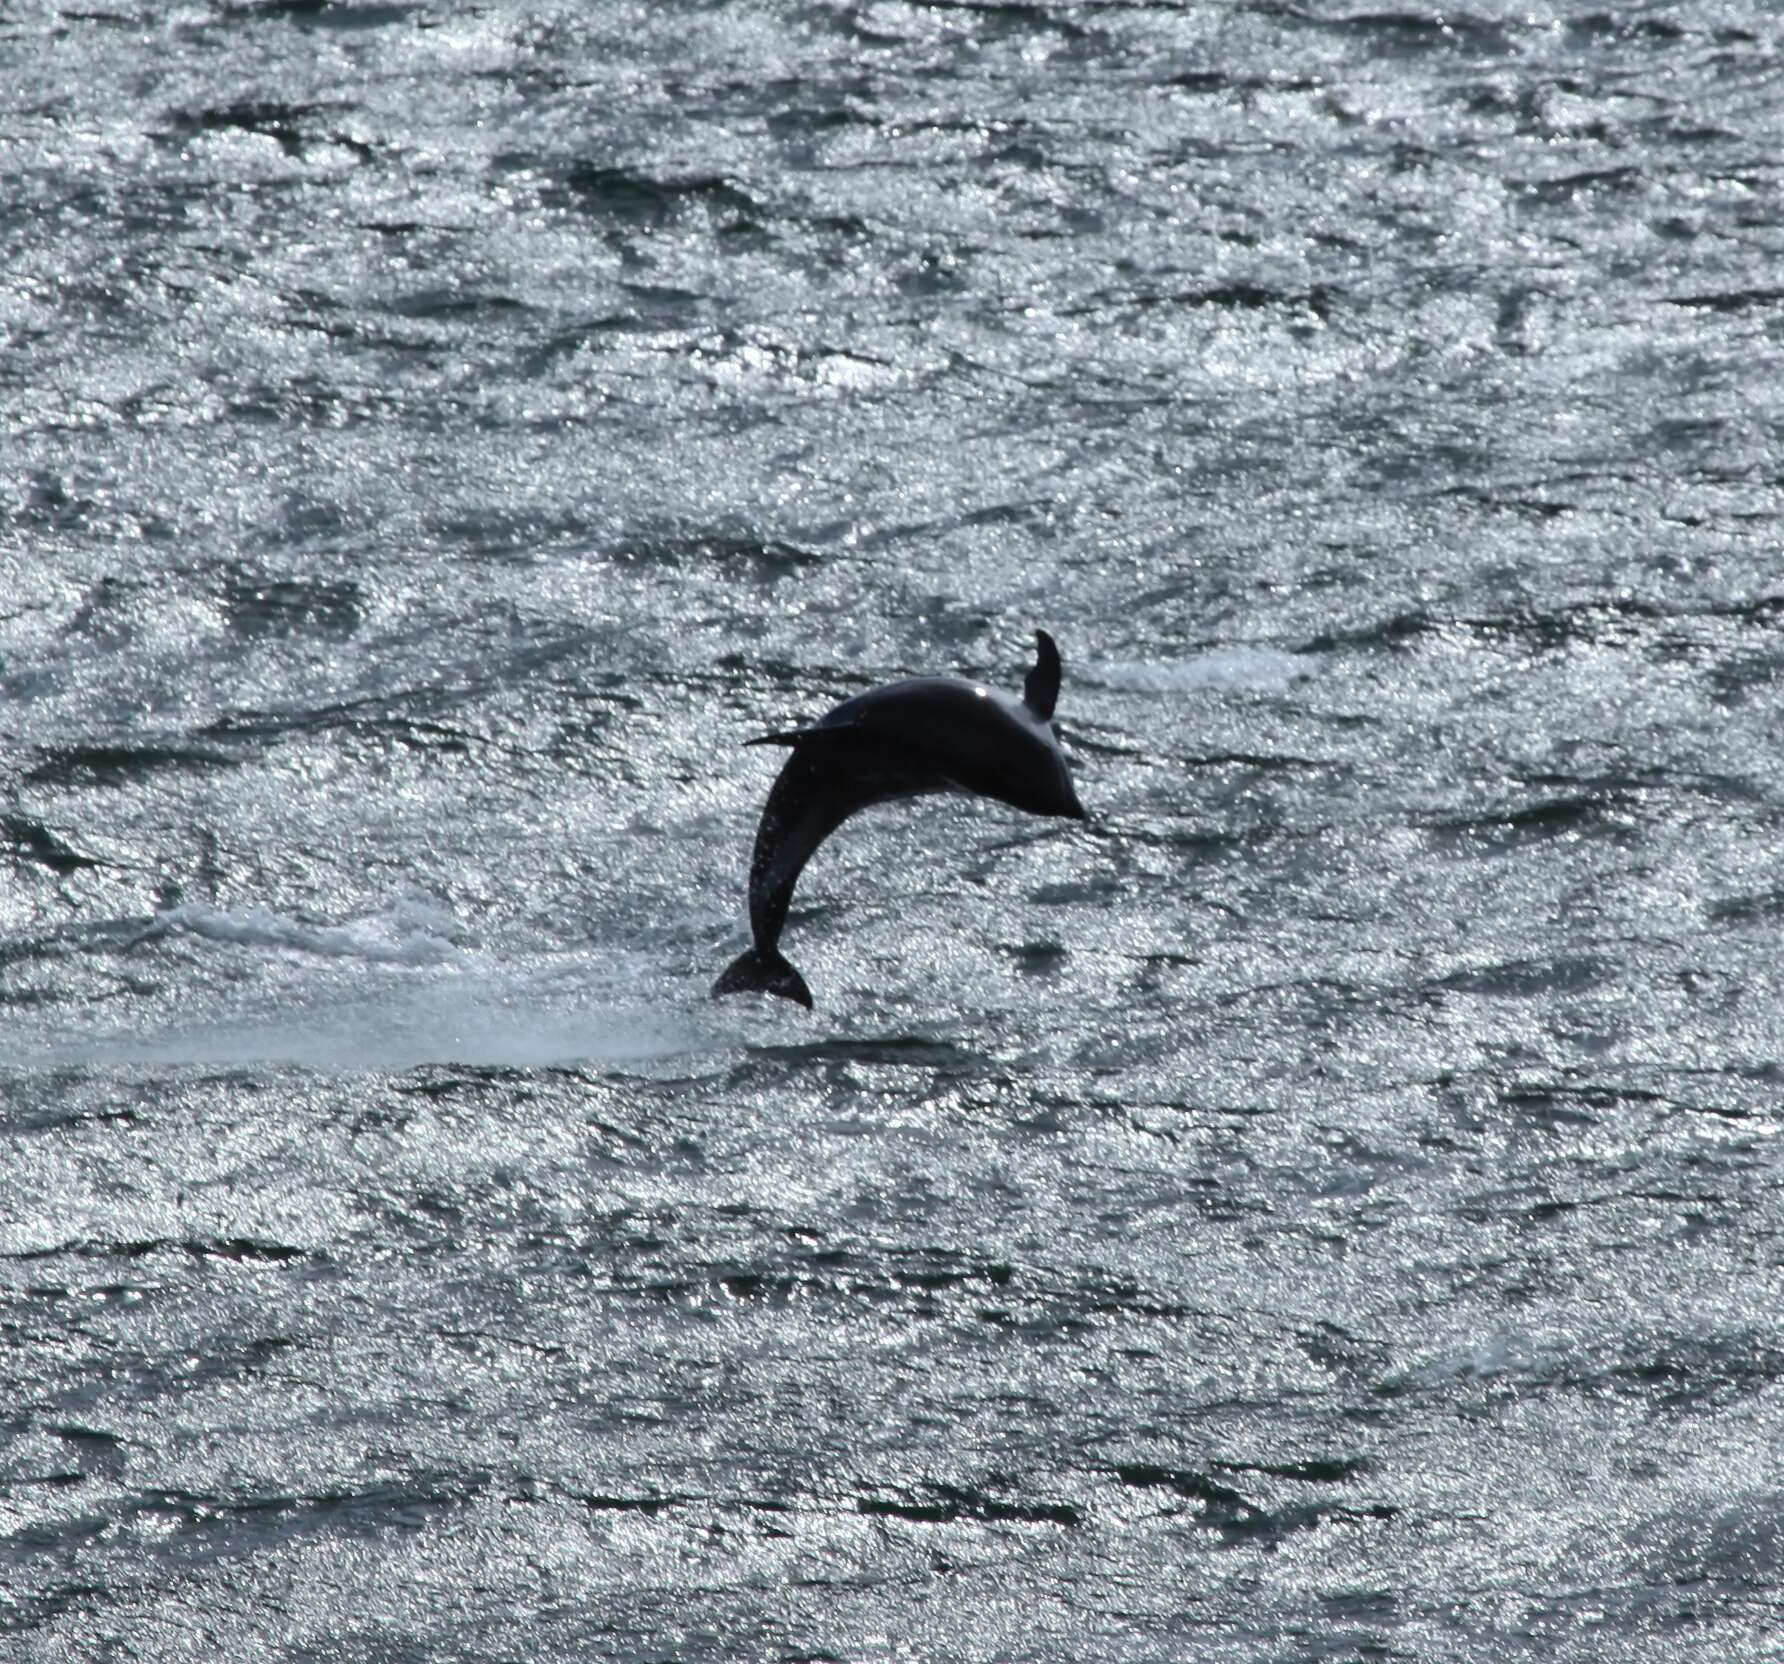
left=712, top=946, right=814, bottom=1010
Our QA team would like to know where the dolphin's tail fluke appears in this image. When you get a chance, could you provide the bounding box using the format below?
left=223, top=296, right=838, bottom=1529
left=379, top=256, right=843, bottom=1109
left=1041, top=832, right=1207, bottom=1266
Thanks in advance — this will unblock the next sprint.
left=712, top=947, right=814, bottom=1010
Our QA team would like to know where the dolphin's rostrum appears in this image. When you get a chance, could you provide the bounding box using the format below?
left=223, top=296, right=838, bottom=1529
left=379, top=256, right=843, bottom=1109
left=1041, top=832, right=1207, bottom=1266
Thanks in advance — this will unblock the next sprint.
left=713, top=630, right=1086, bottom=1008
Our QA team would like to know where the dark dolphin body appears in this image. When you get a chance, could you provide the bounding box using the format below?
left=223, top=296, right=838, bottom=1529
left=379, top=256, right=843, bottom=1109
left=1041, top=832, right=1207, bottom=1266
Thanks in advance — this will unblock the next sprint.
left=713, top=630, right=1086, bottom=1008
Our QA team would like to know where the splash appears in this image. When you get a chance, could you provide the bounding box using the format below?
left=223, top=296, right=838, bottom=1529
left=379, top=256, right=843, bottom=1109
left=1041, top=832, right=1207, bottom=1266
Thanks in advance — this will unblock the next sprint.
left=149, top=898, right=464, bottom=967
left=18, top=900, right=712, bottom=1072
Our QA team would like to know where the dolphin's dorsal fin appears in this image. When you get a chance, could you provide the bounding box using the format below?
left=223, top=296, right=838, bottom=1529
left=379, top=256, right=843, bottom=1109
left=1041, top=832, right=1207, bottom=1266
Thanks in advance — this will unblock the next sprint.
left=1023, top=629, right=1061, bottom=720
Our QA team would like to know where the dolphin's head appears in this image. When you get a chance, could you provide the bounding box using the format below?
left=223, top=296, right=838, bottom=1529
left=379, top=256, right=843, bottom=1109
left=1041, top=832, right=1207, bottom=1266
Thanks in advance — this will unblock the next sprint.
left=1013, top=712, right=1087, bottom=822
left=937, top=684, right=1085, bottom=821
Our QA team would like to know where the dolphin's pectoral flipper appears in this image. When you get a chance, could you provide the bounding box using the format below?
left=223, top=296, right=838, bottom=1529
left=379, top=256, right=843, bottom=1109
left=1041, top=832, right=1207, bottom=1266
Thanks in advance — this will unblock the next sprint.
left=744, top=721, right=865, bottom=749
left=1024, top=629, right=1061, bottom=721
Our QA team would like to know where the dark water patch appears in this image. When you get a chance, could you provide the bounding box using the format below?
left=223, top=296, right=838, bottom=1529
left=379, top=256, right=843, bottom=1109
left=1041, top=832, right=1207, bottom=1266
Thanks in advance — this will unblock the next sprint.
left=1449, top=600, right=1663, bottom=650
left=621, top=1245, right=1018, bottom=1315
left=614, top=532, right=819, bottom=581
left=882, top=1248, right=1016, bottom=1294
left=1667, top=287, right=1784, bottom=314
left=1565, top=12, right=1758, bottom=48
left=1323, top=10, right=1521, bottom=58
left=97, top=1473, right=481, bottom=1569
left=5, top=1097, right=141, bottom=1134
left=0, top=1581, right=109, bottom=1638
left=1, top=1471, right=85, bottom=1495
left=1215, top=1456, right=1370, bottom=1486
left=0, top=1506, right=114, bottom=1564
left=1708, top=650, right=1784, bottom=708
left=356, top=218, right=464, bottom=239
left=1212, top=973, right=1401, bottom=1023
left=573, top=1491, right=684, bottom=1515
left=1513, top=165, right=1646, bottom=208
left=1438, top=479, right=1577, bottom=517
left=2, top=815, right=107, bottom=875
left=1049, top=1269, right=1199, bottom=1325
left=1167, top=69, right=1324, bottom=95
left=1570, top=1331, right=1784, bottom=1413
left=1064, top=281, right=1337, bottom=321
left=45, top=1426, right=127, bottom=1474
left=192, top=640, right=616, bottom=745
left=1514, top=763, right=1765, bottom=805
left=743, top=1035, right=980, bottom=1071
left=0, top=913, right=167, bottom=1005
left=1303, top=610, right=1441, bottom=653
left=998, top=938, right=1067, bottom=975
left=164, top=99, right=357, bottom=160
left=709, top=655, right=861, bottom=703
left=1499, top=1082, right=1667, bottom=1132
left=612, top=280, right=708, bottom=324
left=200, top=707, right=489, bottom=761
left=628, top=1267, right=840, bottom=1309
left=1639, top=1492, right=1784, bottom=1594
left=858, top=1482, right=1080, bottom=1529
left=544, top=164, right=760, bottom=229
left=224, top=374, right=420, bottom=430
left=392, top=1065, right=537, bottom=1100
left=421, top=506, right=594, bottom=564
left=236, top=2, right=423, bottom=32
left=11, top=473, right=124, bottom=535
left=1435, top=955, right=1610, bottom=999
left=1159, top=750, right=1333, bottom=774
left=1027, top=875, right=1125, bottom=905
left=941, top=2, right=1090, bottom=45
left=1708, top=887, right=1784, bottom=928
left=766, top=101, right=875, bottom=141
left=4, top=1237, right=317, bottom=1266
left=1308, top=595, right=1784, bottom=658
left=1456, top=1179, right=1729, bottom=1233
left=1705, top=594, right=1784, bottom=628
left=1425, top=794, right=1633, bottom=853
left=1111, top=1462, right=1394, bottom=1547
left=388, top=287, right=526, bottom=322
left=26, top=742, right=241, bottom=789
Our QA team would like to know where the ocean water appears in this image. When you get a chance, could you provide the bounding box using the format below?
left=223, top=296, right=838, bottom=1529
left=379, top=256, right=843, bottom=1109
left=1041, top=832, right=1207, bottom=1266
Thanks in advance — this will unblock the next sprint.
left=4, top=3, right=1784, bottom=1659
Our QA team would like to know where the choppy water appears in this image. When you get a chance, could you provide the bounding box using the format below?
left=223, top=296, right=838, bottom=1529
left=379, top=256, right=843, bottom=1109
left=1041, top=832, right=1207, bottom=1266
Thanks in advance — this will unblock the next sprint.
left=5, top=3, right=1784, bottom=1658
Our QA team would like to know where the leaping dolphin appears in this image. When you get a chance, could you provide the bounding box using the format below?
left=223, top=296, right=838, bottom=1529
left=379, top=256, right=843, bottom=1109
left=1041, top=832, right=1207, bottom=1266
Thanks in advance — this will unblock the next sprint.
left=713, top=629, right=1086, bottom=1009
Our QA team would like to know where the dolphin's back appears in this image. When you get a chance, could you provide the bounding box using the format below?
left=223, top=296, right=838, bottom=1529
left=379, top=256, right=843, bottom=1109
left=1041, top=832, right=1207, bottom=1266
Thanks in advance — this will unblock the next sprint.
left=816, top=678, right=1081, bottom=821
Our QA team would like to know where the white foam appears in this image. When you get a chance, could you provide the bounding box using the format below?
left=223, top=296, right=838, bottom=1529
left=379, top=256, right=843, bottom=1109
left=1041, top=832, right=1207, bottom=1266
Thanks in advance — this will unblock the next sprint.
left=1086, top=646, right=1322, bottom=695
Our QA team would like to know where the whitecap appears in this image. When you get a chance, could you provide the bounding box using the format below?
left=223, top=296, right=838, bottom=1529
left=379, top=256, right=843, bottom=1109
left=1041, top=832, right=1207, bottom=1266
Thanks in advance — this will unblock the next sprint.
left=1085, top=646, right=1322, bottom=695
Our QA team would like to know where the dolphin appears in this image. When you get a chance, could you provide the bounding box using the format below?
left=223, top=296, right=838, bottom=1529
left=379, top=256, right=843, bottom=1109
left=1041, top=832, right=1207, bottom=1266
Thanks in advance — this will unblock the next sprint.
left=713, top=629, right=1086, bottom=1009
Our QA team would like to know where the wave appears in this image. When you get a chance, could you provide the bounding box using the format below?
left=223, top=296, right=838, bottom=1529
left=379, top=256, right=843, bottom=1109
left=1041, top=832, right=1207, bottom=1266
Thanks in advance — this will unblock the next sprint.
left=1084, top=646, right=1323, bottom=695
